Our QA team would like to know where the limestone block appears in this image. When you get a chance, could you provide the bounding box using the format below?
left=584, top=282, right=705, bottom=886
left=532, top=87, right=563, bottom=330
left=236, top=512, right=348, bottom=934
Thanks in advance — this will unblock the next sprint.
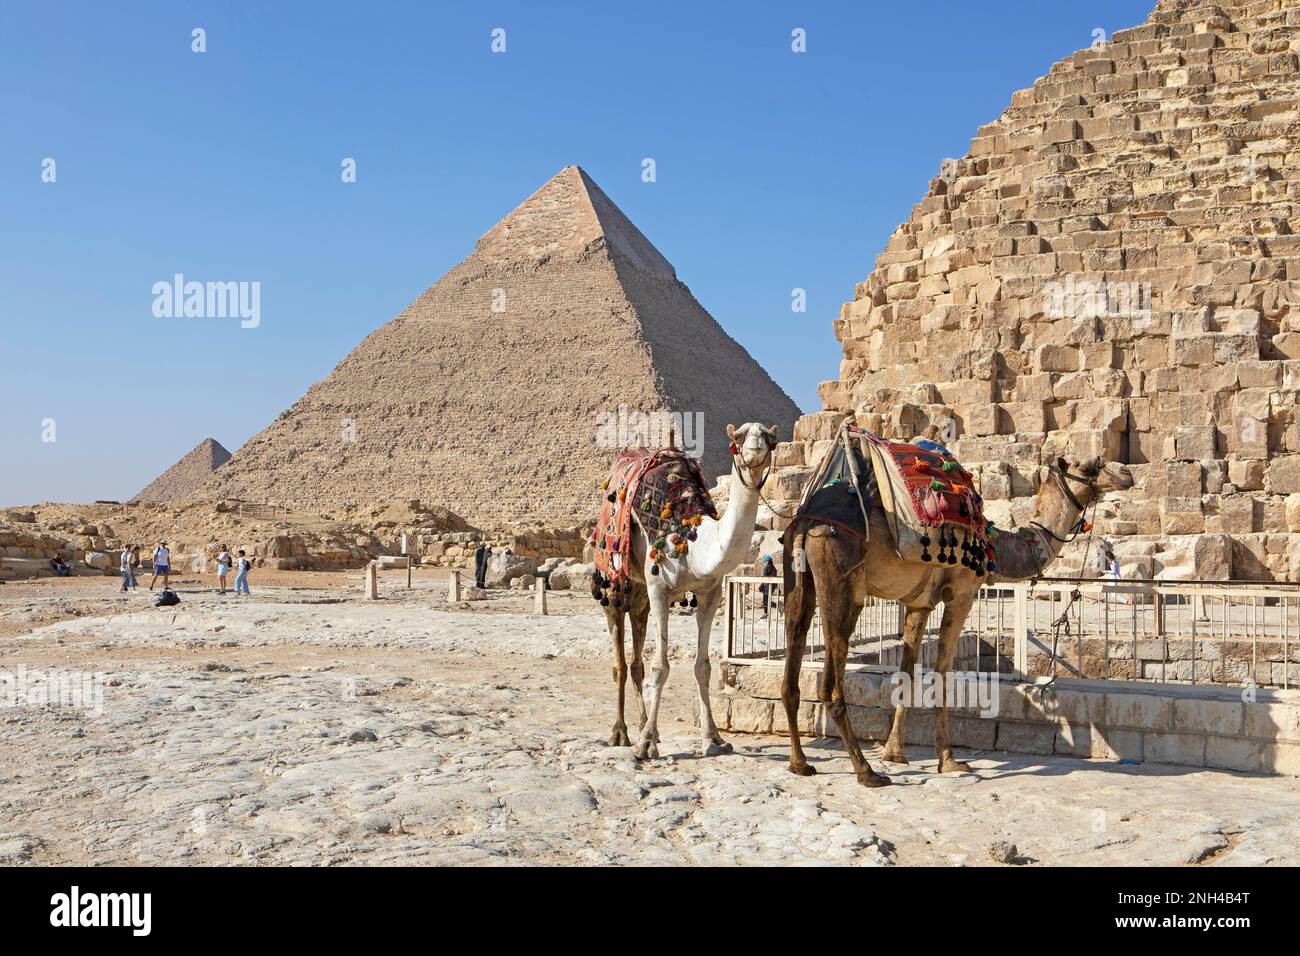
left=1268, top=455, right=1300, bottom=494
left=1145, top=732, right=1207, bottom=767
left=1161, top=499, right=1205, bottom=534
left=1172, top=698, right=1244, bottom=736
left=1035, top=344, right=1080, bottom=373
left=1104, top=691, right=1174, bottom=731
left=1218, top=496, right=1256, bottom=534
left=1193, top=533, right=1232, bottom=579
left=995, top=721, right=1057, bottom=754
left=998, top=402, right=1044, bottom=434
left=1173, top=425, right=1217, bottom=460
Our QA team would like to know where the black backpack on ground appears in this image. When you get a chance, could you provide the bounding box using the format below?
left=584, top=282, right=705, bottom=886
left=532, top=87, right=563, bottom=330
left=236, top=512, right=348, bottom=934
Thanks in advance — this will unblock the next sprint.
left=155, top=589, right=180, bottom=607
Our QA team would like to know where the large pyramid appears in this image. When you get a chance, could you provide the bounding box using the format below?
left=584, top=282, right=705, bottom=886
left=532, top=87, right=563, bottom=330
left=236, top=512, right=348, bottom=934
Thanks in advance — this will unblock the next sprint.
left=208, top=166, right=800, bottom=526
left=766, top=0, right=1300, bottom=581
left=133, top=438, right=231, bottom=503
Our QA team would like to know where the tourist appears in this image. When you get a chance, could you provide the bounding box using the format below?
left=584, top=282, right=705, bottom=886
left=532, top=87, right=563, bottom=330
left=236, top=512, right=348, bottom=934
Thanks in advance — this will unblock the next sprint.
left=129, top=545, right=142, bottom=583
left=759, top=555, right=777, bottom=618
left=120, top=546, right=138, bottom=592
left=215, top=544, right=232, bottom=594
left=50, top=554, right=71, bottom=577
left=234, top=550, right=252, bottom=596
left=474, top=542, right=490, bottom=589
left=149, top=540, right=171, bottom=591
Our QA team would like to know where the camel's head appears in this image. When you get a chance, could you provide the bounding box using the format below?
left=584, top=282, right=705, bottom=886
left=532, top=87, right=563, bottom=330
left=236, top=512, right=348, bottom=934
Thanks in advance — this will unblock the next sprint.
left=727, top=422, right=779, bottom=481
left=1052, top=455, right=1134, bottom=503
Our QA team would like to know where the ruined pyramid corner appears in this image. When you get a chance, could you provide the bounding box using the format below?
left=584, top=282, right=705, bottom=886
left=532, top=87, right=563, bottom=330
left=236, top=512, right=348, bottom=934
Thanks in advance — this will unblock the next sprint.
left=131, top=437, right=234, bottom=504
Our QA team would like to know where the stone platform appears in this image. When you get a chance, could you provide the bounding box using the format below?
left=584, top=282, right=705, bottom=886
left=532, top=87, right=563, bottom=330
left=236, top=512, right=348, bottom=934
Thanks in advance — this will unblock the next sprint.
left=715, top=657, right=1300, bottom=776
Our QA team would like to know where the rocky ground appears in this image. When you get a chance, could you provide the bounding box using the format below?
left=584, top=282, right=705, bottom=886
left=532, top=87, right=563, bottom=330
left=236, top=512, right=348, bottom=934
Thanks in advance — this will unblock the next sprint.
left=0, top=570, right=1296, bottom=867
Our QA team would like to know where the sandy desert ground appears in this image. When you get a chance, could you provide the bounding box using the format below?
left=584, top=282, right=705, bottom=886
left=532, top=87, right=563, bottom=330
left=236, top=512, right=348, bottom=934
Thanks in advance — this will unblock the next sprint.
left=0, top=568, right=1296, bottom=867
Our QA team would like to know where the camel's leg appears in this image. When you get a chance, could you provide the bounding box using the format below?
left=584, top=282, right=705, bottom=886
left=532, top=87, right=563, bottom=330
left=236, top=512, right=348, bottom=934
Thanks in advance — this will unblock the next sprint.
left=782, top=572, right=817, bottom=776
left=633, top=584, right=672, bottom=761
left=819, top=586, right=890, bottom=788
left=882, top=605, right=930, bottom=764
left=628, top=584, right=651, bottom=734
left=692, top=585, right=730, bottom=756
left=604, top=604, right=631, bottom=747
left=934, top=592, right=976, bottom=773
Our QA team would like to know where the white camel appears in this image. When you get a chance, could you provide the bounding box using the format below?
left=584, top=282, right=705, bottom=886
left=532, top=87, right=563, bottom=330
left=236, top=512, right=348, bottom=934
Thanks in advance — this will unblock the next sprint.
left=600, top=422, right=777, bottom=760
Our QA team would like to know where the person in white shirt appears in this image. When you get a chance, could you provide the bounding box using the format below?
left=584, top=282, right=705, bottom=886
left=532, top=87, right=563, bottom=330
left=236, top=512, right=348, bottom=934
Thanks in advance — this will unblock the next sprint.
left=216, top=545, right=232, bottom=594
left=149, top=541, right=171, bottom=591
left=234, top=550, right=252, bottom=596
left=120, top=546, right=137, bottom=592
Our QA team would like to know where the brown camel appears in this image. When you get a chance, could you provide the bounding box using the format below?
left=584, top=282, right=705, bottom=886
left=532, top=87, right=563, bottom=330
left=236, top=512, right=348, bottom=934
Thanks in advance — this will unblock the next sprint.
left=781, top=453, right=1133, bottom=786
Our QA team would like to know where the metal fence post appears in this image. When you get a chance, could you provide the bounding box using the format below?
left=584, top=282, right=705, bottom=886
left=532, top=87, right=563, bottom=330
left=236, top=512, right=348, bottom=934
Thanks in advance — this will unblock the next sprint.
left=1013, top=582, right=1029, bottom=679
left=723, top=575, right=733, bottom=658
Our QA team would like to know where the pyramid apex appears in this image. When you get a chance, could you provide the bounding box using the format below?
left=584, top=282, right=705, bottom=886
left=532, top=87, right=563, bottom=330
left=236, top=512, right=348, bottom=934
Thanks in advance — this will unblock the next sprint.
left=474, top=167, right=675, bottom=278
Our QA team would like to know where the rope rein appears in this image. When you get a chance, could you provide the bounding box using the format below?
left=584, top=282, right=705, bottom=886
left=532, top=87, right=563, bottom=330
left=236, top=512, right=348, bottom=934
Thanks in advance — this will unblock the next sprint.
left=1028, top=465, right=1104, bottom=711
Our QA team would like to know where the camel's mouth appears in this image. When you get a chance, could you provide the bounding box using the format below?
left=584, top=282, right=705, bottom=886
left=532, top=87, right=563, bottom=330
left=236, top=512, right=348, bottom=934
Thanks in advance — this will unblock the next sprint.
left=1104, top=462, right=1135, bottom=491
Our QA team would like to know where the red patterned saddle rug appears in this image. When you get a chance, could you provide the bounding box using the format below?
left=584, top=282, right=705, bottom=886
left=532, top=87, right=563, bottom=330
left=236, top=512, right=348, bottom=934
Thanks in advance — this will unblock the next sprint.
left=854, top=428, right=995, bottom=573
left=592, top=448, right=718, bottom=586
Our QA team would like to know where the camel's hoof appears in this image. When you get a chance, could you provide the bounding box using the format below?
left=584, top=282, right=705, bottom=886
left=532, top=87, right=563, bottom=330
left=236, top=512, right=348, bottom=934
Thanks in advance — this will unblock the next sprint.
left=632, top=742, right=659, bottom=761
left=703, top=740, right=733, bottom=757
left=788, top=763, right=817, bottom=777
left=606, top=725, right=632, bottom=747
left=857, top=772, right=892, bottom=788
left=939, top=758, right=972, bottom=774
left=881, top=749, right=908, bottom=765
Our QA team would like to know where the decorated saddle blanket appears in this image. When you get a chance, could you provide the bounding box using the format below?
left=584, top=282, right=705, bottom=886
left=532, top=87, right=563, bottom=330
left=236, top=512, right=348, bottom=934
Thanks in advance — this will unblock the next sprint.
left=785, top=427, right=996, bottom=576
left=857, top=429, right=993, bottom=572
left=592, top=448, right=718, bottom=585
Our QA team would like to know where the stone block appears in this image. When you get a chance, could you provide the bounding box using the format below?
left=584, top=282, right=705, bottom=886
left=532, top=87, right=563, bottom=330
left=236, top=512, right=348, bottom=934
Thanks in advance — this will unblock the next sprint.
left=1090, top=728, right=1144, bottom=761
left=1172, top=698, right=1244, bottom=736
left=1205, top=736, right=1268, bottom=774
left=1268, top=456, right=1300, bottom=494
left=1165, top=461, right=1202, bottom=497
left=1104, top=691, right=1173, bottom=731
left=995, top=721, right=1057, bottom=754
left=728, top=697, right=774, bottom=734
left=1036, top=344, right=1080, bottom=373
left=1054, top=722, right=1094, bottom=757
left=1145, top=732, right=1207, bottom=767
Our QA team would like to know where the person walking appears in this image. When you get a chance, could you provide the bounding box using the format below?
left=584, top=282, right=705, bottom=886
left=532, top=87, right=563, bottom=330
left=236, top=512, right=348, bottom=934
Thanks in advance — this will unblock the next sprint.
left=129, top=545, right=142, bottom=586
left=234, top=550, right=252, bottom=596
left=474, top=542, right=490, bottom=589
left=120, top=546, right=135, bottom=592
left=215, top=544, right=232, bottom=594
left=148, top=540, right=171, bottom=591
left=759, top=555, right=778, bottom=619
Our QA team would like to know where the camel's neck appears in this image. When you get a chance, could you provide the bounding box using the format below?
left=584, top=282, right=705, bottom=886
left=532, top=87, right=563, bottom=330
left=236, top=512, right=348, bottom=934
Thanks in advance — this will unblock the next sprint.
left=695, top=466, right=762, bottom=579
left=1024, top=476, right=1091, bottom=570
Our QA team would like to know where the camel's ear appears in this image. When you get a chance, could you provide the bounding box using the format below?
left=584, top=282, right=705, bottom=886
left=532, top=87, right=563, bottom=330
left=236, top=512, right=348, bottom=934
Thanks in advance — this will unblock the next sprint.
left=726, top=424, right=737, bottom=441
left=1054, top=455, right=1069, bottom=473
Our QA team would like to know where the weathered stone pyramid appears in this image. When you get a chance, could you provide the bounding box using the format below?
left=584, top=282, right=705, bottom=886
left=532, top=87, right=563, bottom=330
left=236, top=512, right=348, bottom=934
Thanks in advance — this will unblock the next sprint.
left=133, top=438, right=232, bottom=503
left=208, top=166, right=800, bottom=526
left=766, top=0, right=1300, bottom=581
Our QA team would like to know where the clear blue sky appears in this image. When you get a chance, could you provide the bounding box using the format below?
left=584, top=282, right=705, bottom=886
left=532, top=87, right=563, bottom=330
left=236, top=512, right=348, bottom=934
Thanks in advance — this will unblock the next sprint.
left=0, top=0, right=1154, bottom=507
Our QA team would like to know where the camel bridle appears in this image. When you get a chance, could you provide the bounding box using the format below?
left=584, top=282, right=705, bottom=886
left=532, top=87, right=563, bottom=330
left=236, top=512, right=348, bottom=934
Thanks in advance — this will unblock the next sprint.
left=1028, top=463, right=1100, bottom=546
left=730, top=432, right=777, bottom=492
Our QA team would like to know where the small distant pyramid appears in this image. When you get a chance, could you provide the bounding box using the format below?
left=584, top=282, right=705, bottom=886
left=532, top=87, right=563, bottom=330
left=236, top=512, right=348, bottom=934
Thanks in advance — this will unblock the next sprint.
left=133, top=438, right=232, bottom=503
left=205, top=166, right=800, bottom=526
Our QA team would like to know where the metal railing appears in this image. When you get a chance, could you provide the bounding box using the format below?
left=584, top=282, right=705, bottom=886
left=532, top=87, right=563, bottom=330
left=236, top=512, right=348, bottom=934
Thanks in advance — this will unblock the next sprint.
left=725, top=575, right=1300, bottom=689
